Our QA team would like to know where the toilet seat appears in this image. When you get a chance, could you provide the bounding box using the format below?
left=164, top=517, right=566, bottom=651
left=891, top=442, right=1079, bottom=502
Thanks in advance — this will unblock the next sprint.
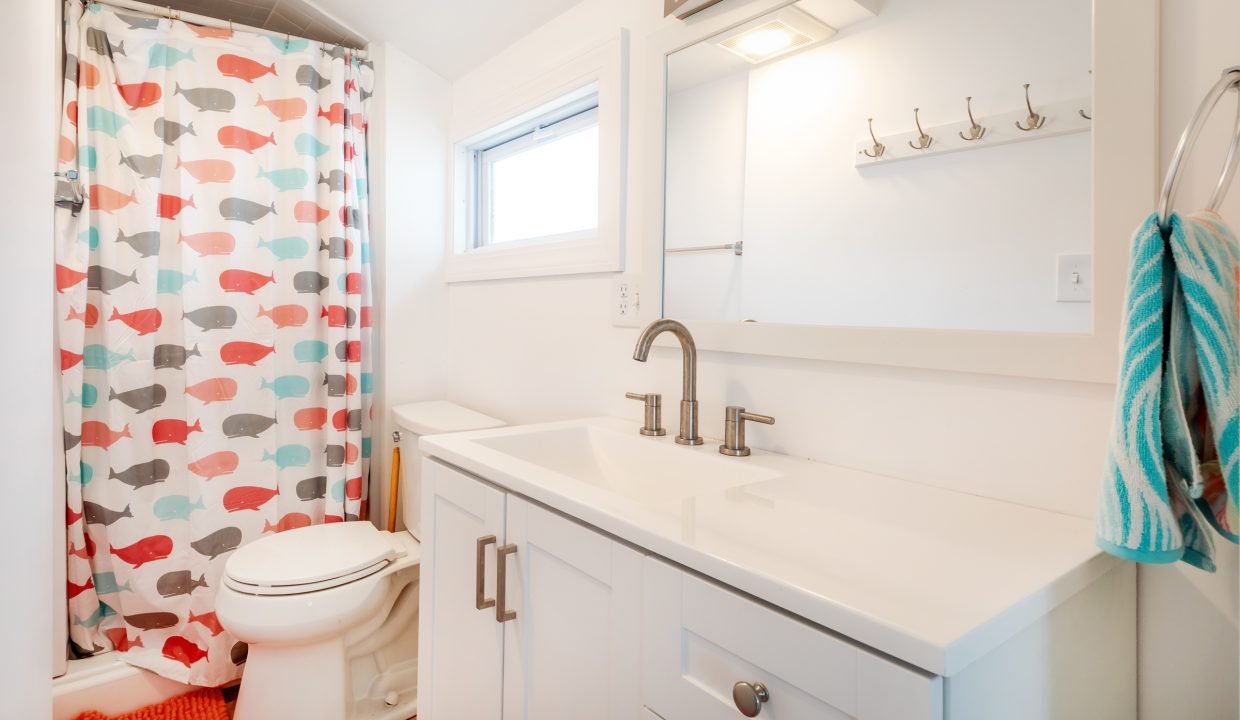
left=223, top=522, right=402, bottom=596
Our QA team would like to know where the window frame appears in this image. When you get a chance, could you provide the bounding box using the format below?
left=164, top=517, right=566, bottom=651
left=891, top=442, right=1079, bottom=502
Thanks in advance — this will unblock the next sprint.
left=472, top=99, right=601, bottom=250
left=447, top=32, right=628, bottom=283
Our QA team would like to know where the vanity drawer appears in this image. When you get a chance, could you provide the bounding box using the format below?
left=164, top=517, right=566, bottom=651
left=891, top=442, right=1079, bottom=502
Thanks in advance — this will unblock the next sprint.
left=642, top=558, right=941, bottom=720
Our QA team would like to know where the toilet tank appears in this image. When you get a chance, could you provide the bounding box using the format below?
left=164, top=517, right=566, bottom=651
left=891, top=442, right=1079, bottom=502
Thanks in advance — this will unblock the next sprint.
left=391, top=401, right=504, bottom=541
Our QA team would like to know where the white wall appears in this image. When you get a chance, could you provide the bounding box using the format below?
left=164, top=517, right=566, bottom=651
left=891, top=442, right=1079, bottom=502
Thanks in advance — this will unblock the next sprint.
left=1139, top=2, right=1240, bottom=717
left=666, top=0, right=1093, bottom=333
left=368, top=41, right=452, bottom=529
left=426, top=0, right=1238, bottom=717
left=664, top=72, right=749, bottom=321
left=5, top=0, right=58, bottom=713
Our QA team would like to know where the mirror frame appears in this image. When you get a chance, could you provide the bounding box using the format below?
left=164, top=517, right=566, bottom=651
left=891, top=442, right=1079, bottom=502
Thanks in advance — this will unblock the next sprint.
left=638, top=0, right=1158, bottom=383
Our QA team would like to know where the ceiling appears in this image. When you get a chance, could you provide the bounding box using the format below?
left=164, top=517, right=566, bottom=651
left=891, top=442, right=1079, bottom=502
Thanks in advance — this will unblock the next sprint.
left=161, top=0, right=368, bottom=49
left=158, top=0, right=584, bottom=79
left=304, top=0, right=587, bottom=79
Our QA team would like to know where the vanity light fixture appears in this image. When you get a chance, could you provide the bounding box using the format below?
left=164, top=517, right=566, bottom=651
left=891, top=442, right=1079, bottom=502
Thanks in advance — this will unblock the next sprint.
left=717, top=6, right=836, bottom=64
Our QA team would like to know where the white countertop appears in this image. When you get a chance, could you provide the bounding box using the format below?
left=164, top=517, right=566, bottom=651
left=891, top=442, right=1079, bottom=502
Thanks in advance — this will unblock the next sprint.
left=421, top=416, right=1118, bottom=676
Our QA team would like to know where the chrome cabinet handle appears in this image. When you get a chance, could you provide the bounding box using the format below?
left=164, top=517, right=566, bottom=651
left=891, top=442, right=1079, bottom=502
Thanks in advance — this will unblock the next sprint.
left=475, top=535, right=496, bottom=610
left=732, top=681, right=770, bottom=717
left=496, top=543, right=518, bottom=623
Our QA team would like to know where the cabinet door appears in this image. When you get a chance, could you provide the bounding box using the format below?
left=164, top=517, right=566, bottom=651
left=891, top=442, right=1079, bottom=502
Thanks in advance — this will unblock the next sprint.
left=642, top=558, right=942, bottom=720
left=418, top=460, right=507, bottom=720
left=501, top=496, right=643, bottom=720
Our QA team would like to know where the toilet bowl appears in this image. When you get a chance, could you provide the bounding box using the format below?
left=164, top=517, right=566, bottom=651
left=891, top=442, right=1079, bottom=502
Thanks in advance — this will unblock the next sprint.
left=216, top=401, right=504, bottom=720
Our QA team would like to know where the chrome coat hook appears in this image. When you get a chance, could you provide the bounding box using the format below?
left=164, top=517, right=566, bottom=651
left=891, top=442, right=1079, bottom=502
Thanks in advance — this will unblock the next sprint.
left=1079, top=70, right=1093, bottom=120
left=862, top=118, right=885, bottom=158
left=908, top=108, right=933, bottom=150
left=1015, top=83, right=1046, bottom=131
left=958, top=96, right=986, bottom=141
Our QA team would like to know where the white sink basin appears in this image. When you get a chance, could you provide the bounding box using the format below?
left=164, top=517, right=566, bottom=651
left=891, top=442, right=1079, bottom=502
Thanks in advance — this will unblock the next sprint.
left=473, top=422, right=779, bottom=504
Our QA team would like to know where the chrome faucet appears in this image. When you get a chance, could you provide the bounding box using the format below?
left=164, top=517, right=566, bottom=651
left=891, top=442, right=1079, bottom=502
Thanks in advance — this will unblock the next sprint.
left=632, top=319, right=702, bottom=445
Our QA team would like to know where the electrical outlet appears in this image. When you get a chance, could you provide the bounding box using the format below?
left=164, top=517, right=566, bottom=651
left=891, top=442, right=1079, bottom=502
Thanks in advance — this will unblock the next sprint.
left=612, top=275, right=641, bottom=327
left=1056, top=253, right=1092, bottom=303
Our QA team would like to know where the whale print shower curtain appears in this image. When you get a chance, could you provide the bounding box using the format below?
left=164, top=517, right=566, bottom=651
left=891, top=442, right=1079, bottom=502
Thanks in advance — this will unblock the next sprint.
left=56, top=0, right=374, bottom=685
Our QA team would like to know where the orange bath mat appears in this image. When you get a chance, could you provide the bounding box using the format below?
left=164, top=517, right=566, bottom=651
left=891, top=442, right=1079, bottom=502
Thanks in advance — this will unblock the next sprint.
left=73, top=688, right=229, bottom=720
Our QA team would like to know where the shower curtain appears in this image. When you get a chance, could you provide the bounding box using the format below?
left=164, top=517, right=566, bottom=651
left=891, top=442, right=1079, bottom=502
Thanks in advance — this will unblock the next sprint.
left=56, top=0, right=374, bottom=685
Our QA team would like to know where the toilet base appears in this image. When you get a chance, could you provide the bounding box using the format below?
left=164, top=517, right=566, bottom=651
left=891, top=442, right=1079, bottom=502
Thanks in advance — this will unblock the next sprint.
left=230, top=571, right=420, bottom=720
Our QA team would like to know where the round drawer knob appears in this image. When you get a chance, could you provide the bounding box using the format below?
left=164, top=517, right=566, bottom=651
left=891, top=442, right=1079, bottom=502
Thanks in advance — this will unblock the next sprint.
left=732, top=681, right=770, bottom=717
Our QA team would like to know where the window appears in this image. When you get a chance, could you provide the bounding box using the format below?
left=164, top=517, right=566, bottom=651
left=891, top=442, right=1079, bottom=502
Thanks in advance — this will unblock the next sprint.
left=448, top=33, right=628, bottom=282
left=473, top=97, right=600, bottom=248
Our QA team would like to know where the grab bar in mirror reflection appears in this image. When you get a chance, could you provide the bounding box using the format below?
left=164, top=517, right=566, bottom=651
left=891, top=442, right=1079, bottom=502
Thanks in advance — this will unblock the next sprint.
left=665, top=241, right=743, bottom=256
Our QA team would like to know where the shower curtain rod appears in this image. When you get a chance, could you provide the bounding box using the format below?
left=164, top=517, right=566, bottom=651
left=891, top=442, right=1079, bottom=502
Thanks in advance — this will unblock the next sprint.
left=84, top=0, right=370, bottom=58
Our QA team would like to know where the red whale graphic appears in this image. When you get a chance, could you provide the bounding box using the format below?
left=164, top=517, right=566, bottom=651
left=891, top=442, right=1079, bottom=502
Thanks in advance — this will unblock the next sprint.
left=217, top=53, right=276, bottom=82
left=188, top=450, right=239, bottom=480
left=157, top=193, right=195, bottom=220
left=152, top=419, right=202, bottom=445
left=104, top=627, right=143, bottom=651
left=324, top=514, right=344, bottom=524
left=179, top=231, right=235, bottom=256
left=56, top=264, right=88, bottom=292
left=177, top=157, right=234, bottom=183
left=294, top=407, right=327, bottom=430
left=294, top=200, right=328, bottom=224
left=66, top=505, right=83, bottom=525
left=256, top=94, right=306, bottom=121
left=218, top=125, right=275, bottom=153
left=111, top=535, right=173, bottom=568
left=116, top=81, right=161, bottom=110
left=188, top=611, right=225, bottom=636
left=66, top=304, right=100, bottom=326
left=322, top=305, right=349, bottom=328
left=359, top=306, right=373, bottom=328
left=109, top=307, right=162, bottom=335
left=78, top=61, right=100, bottom=89
left=90, top=185, right=138, bottom=213
left=61, top=348, right=83, bottom=372
left=185, top=377, right=238, bottom=404
left=188, top=23, right=232, bottom=39
left=346, top=476, right=363, bottom=501
left=342, top=272, right=363, bottom=295
left=257, top=304, right=308, bottom=328
left=263, top=512, right=311, bottom=534
left=345, top=442, right=360, bottom=464
left=81, top=421, right=131, bottom=449
left=220, top=342, right=275, bottom=366
left=219, top=269, right=275, bottom=294
left=67, top=100, right=78, bottom=126
left=67, top=576, right=94, bottom=599
left=162, top=635, right=208, bottom=667
left=343, top=142, right=355, bottom=162
left=59, top=135, right=75, bottom=163
left=317, top=103, right=347, bottom=126
left=223, top=485, right=279, bottom=512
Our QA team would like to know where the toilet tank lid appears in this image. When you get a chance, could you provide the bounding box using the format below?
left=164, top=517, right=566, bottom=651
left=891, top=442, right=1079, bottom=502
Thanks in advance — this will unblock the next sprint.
left=392, top=401, right=504, bottom=436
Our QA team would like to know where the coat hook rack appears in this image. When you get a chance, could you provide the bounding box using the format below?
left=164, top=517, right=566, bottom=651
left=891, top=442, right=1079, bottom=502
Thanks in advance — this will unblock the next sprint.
left=958, top=96, right=986, bottom=141
left=861, top=118, right=885, bottom=158
left=1015, top=83, right=1047, bottom=131
left=1079, top=70, right=1093, bottom=120
left=908, top=108, right=933, bottom=150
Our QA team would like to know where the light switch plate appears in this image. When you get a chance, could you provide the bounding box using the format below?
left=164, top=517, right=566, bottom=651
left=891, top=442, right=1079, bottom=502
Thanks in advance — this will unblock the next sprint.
left=1056, top=253, right=1092, bottom=303
left=612, top=274, right=641, bottom=327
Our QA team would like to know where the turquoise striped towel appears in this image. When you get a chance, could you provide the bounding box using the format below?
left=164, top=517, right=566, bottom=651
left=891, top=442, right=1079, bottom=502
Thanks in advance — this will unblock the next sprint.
left=1097, top=211, right=1239, bottom=571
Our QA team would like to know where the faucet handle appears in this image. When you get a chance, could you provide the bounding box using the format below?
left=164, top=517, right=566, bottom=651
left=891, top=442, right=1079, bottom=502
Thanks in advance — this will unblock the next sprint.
left=720, top=406, right=774, bottom=457
left=625, top=392, right=666, bottom=437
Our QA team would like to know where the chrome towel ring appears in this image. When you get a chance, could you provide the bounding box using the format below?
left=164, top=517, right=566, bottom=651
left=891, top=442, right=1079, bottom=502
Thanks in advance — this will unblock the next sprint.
left=1159, top=66, right=1240, bottom=231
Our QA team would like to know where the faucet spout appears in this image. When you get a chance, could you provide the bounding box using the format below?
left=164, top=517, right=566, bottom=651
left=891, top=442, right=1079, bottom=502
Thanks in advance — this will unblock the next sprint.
left=632, top=319, right=702, bottom=445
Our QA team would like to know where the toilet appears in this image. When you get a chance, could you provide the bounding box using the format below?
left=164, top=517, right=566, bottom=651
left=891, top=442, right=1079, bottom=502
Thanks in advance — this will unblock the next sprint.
left=216, top=401, right=504, bottom=720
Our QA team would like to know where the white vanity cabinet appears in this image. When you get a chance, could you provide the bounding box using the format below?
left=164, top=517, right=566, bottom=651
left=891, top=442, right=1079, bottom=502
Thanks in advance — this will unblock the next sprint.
left=642, top=558, right=942, bottom=720
left=418, top=459, right=643, bottom=720
left=418, top=424, right=1135, bottom=720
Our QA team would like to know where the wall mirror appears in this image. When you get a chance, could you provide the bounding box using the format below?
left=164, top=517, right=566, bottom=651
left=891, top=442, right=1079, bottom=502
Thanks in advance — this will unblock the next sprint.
left=649, top=0, right=1157, bottom=382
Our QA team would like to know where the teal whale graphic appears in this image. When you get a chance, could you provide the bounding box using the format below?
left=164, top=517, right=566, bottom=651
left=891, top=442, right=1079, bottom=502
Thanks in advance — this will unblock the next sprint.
left=260, top=375, right=310, bottom=399
left=257, top=236, right=309, bottom=260
left=153, top=495, right=206, bottom=521
left=293, top=340, right=328, bottom=363
left=257, top=166, right=310, bottom=192
left=82, top=344, right=135, bottom=370
left=262, top=444, right=311, bottom=469
left=157, top=269, right=198, bottom=294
